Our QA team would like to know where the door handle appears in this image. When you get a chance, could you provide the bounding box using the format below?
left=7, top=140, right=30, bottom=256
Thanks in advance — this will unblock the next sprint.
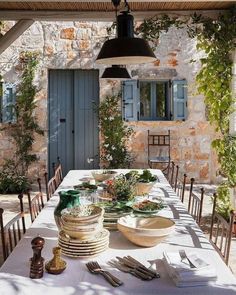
left=60, top=118, right=66, bottom=123
left=87, top=157, right=94, bottom=164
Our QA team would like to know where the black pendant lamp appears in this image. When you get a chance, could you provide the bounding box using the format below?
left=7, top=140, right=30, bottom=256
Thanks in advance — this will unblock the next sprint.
left=101, top=65, right=131, bottom=79
left=96, top=2, right=156, bottom=65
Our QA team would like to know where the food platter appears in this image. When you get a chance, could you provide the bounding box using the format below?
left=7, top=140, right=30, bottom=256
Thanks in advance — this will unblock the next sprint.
left=132, top=200, right=165, bottom=214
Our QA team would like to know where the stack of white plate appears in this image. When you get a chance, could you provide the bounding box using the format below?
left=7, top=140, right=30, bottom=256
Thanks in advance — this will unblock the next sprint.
left=58, top=228, right=110, bottom=258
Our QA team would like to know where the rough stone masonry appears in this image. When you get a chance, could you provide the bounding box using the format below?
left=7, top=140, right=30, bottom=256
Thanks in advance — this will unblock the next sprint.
left=0, top=20, right=219, bottom=183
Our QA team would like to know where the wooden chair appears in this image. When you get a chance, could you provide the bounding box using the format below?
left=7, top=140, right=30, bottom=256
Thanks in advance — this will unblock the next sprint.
left=173, top=165, right=179, bottom=192
left=44, top=172, right=56, bottom=201
left=188, top=187, right=205, bottom=224
left=27, top=180, right=45, bottom=223
left=167, top=161, right=175, bottom=187
left=175, top=173, right=187, bottom=202
left=147, top=130, right=171, bottom=176
left=0, top=194, right=26, bottom=261
left=209, top=193, right=236, bottom=265
left=52, top=157, right=63, bottom=189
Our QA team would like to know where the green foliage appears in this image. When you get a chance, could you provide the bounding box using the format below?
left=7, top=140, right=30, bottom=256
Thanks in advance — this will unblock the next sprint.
left=0, top=160, right=30, bottom=193
left=136, top=14, right=184, bottom=47
left=137, top=8, right=236, bottom=218
left=98, top=93, right=135, bottom=169
left=125, top=169, right=157, bottom=183
left=216, top=183, right=232, bottom=220
left=10, top=51, right=44, bottom=176
left=107, top=174, right=137, bottom=201
left=191, top=9, right=236, bottom=218
left=0, top=51, right=43, bottom=193
left=138, top=169, right=157, bottom=183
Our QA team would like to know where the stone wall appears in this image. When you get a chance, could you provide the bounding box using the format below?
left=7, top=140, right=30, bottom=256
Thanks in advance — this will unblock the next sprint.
left=0, top=20, right=219, bottom=183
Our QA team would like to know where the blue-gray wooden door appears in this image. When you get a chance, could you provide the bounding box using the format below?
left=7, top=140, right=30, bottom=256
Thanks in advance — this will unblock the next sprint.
left=48, top=69, right=99, bottom=177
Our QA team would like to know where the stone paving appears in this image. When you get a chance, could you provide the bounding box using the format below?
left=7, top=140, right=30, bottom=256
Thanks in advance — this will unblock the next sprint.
left=0, top=186, right=235, bottom=276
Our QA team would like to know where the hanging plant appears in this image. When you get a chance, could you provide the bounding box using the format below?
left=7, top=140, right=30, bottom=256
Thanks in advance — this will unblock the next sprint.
left=0, top=51, right=44, bottom=193
left=136, top=8, right=236, bottom=218
left=98, top=93, right=135, bottom=169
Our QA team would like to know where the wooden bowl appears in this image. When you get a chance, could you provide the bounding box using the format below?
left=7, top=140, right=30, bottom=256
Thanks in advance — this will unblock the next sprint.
left=117, top=215, right=175, bottom=247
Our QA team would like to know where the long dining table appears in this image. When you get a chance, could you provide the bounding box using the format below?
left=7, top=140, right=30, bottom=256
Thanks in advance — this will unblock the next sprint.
left=0, top=169, right=236, bottom=295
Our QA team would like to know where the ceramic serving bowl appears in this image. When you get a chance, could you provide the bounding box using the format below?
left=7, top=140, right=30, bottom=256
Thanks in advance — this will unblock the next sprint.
left=91, top=170, right=117, bottom=182
left=62, top=222, right=103, bottom=239
left=135, top=181, right=156, bottom=195
left=61, top=205, right=104, bottom=223
left=61, top=217, right=103, bottom=232
left=61, top=205, right=104, bottom=239
left=117, top=215, right=175, bottom=247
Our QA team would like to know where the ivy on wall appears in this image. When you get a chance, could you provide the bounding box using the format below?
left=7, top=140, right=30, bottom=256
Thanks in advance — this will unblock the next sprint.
left=136, top=8, right=236, bottom=218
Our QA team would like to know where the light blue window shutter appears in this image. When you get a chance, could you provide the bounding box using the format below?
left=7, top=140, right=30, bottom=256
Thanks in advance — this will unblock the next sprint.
left=2, top=83, right=16, bottom=123
left=122, top=80, right=139, bottom=121
left=173, top=80, right=187, bottom=121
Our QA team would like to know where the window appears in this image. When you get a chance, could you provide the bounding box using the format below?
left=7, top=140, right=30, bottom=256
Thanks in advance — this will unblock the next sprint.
left=139, top=81, right=170, bottom=120
left=122, top=79, right=187, bottom=122
left=0, top=82, right=16, bottom=123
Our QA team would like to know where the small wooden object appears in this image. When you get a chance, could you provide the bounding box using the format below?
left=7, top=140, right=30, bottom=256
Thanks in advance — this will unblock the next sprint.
left=29, top=236, right=45, bottom=279
left=45, top=246, right=66, bottom=274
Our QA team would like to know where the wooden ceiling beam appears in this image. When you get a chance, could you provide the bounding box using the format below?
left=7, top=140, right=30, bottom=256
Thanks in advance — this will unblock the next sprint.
left=0, top=9, right=219, bottom=21
left=0, top=19, right=34, bottom=55
left=2, top=0, right=233, bottom=2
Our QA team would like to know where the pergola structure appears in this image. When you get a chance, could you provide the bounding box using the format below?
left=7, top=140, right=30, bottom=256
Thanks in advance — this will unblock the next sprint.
left=0, top=0, right=235, bottom=55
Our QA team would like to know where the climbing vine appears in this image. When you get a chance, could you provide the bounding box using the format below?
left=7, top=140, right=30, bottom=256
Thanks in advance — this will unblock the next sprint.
left=136, top=8, right=236, bottom=218
left=0, top=51, right=44, bottom=193
left=98, top=93, right=134, bottom=169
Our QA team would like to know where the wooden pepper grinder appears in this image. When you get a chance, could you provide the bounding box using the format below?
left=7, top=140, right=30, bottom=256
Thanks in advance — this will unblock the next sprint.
left=29, top=236, right=45, bottom=279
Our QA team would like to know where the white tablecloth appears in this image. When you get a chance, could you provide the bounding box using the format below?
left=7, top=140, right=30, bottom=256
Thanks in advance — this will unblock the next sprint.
left=1, top=169, right=236, bottom=295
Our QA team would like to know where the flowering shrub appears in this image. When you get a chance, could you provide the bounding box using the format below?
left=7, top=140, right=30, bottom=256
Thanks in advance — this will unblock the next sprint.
left=98, top=93, right=135, bottom=169
left=0, top=160, right=30, bottom=193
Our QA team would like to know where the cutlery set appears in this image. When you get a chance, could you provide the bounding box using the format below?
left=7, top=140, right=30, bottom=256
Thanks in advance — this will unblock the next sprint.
left=86, top=251, right=200, bottom=287
left=86, top=255, right=160, bottom=287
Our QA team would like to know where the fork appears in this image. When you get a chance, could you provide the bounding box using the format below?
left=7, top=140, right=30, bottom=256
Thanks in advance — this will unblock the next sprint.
left=86, top=261, right=123, bottom=287
left=179, top=250, right=196, bottom=268
left=108, top=259, right=153, bottom=280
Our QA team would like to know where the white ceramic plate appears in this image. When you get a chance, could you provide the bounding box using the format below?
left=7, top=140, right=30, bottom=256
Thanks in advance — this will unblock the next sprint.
left=58, top=238, right=109, bottom=250
left=59, top=229, right=109, bottom=245
left=58, top=241, right=109, bottom=253
left=61, top=247, right=108, bottom=258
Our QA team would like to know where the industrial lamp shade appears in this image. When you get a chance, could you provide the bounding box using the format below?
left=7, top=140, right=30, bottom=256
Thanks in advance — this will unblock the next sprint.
left=101, top=65, right=131, bottom=79
left=96, top=11, right=156, bottom=65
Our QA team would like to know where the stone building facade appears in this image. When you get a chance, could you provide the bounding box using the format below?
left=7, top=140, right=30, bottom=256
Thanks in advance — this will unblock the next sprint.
left=0, top=20, right=219, bottom=183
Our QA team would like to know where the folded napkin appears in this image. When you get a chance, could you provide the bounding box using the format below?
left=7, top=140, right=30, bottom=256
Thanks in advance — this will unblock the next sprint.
left=163, top=251, right=217, bottom=287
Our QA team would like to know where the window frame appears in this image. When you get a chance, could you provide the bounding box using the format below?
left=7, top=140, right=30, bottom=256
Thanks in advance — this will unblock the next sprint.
left=122, top=79, right=187, bottom=122
left=139, top=79, right=171, bottom=121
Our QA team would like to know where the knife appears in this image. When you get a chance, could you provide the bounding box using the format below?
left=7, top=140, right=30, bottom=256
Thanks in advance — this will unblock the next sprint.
left=116, top=256, right=155, bottom=279
left=126, top=255, right=160, bottom=278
